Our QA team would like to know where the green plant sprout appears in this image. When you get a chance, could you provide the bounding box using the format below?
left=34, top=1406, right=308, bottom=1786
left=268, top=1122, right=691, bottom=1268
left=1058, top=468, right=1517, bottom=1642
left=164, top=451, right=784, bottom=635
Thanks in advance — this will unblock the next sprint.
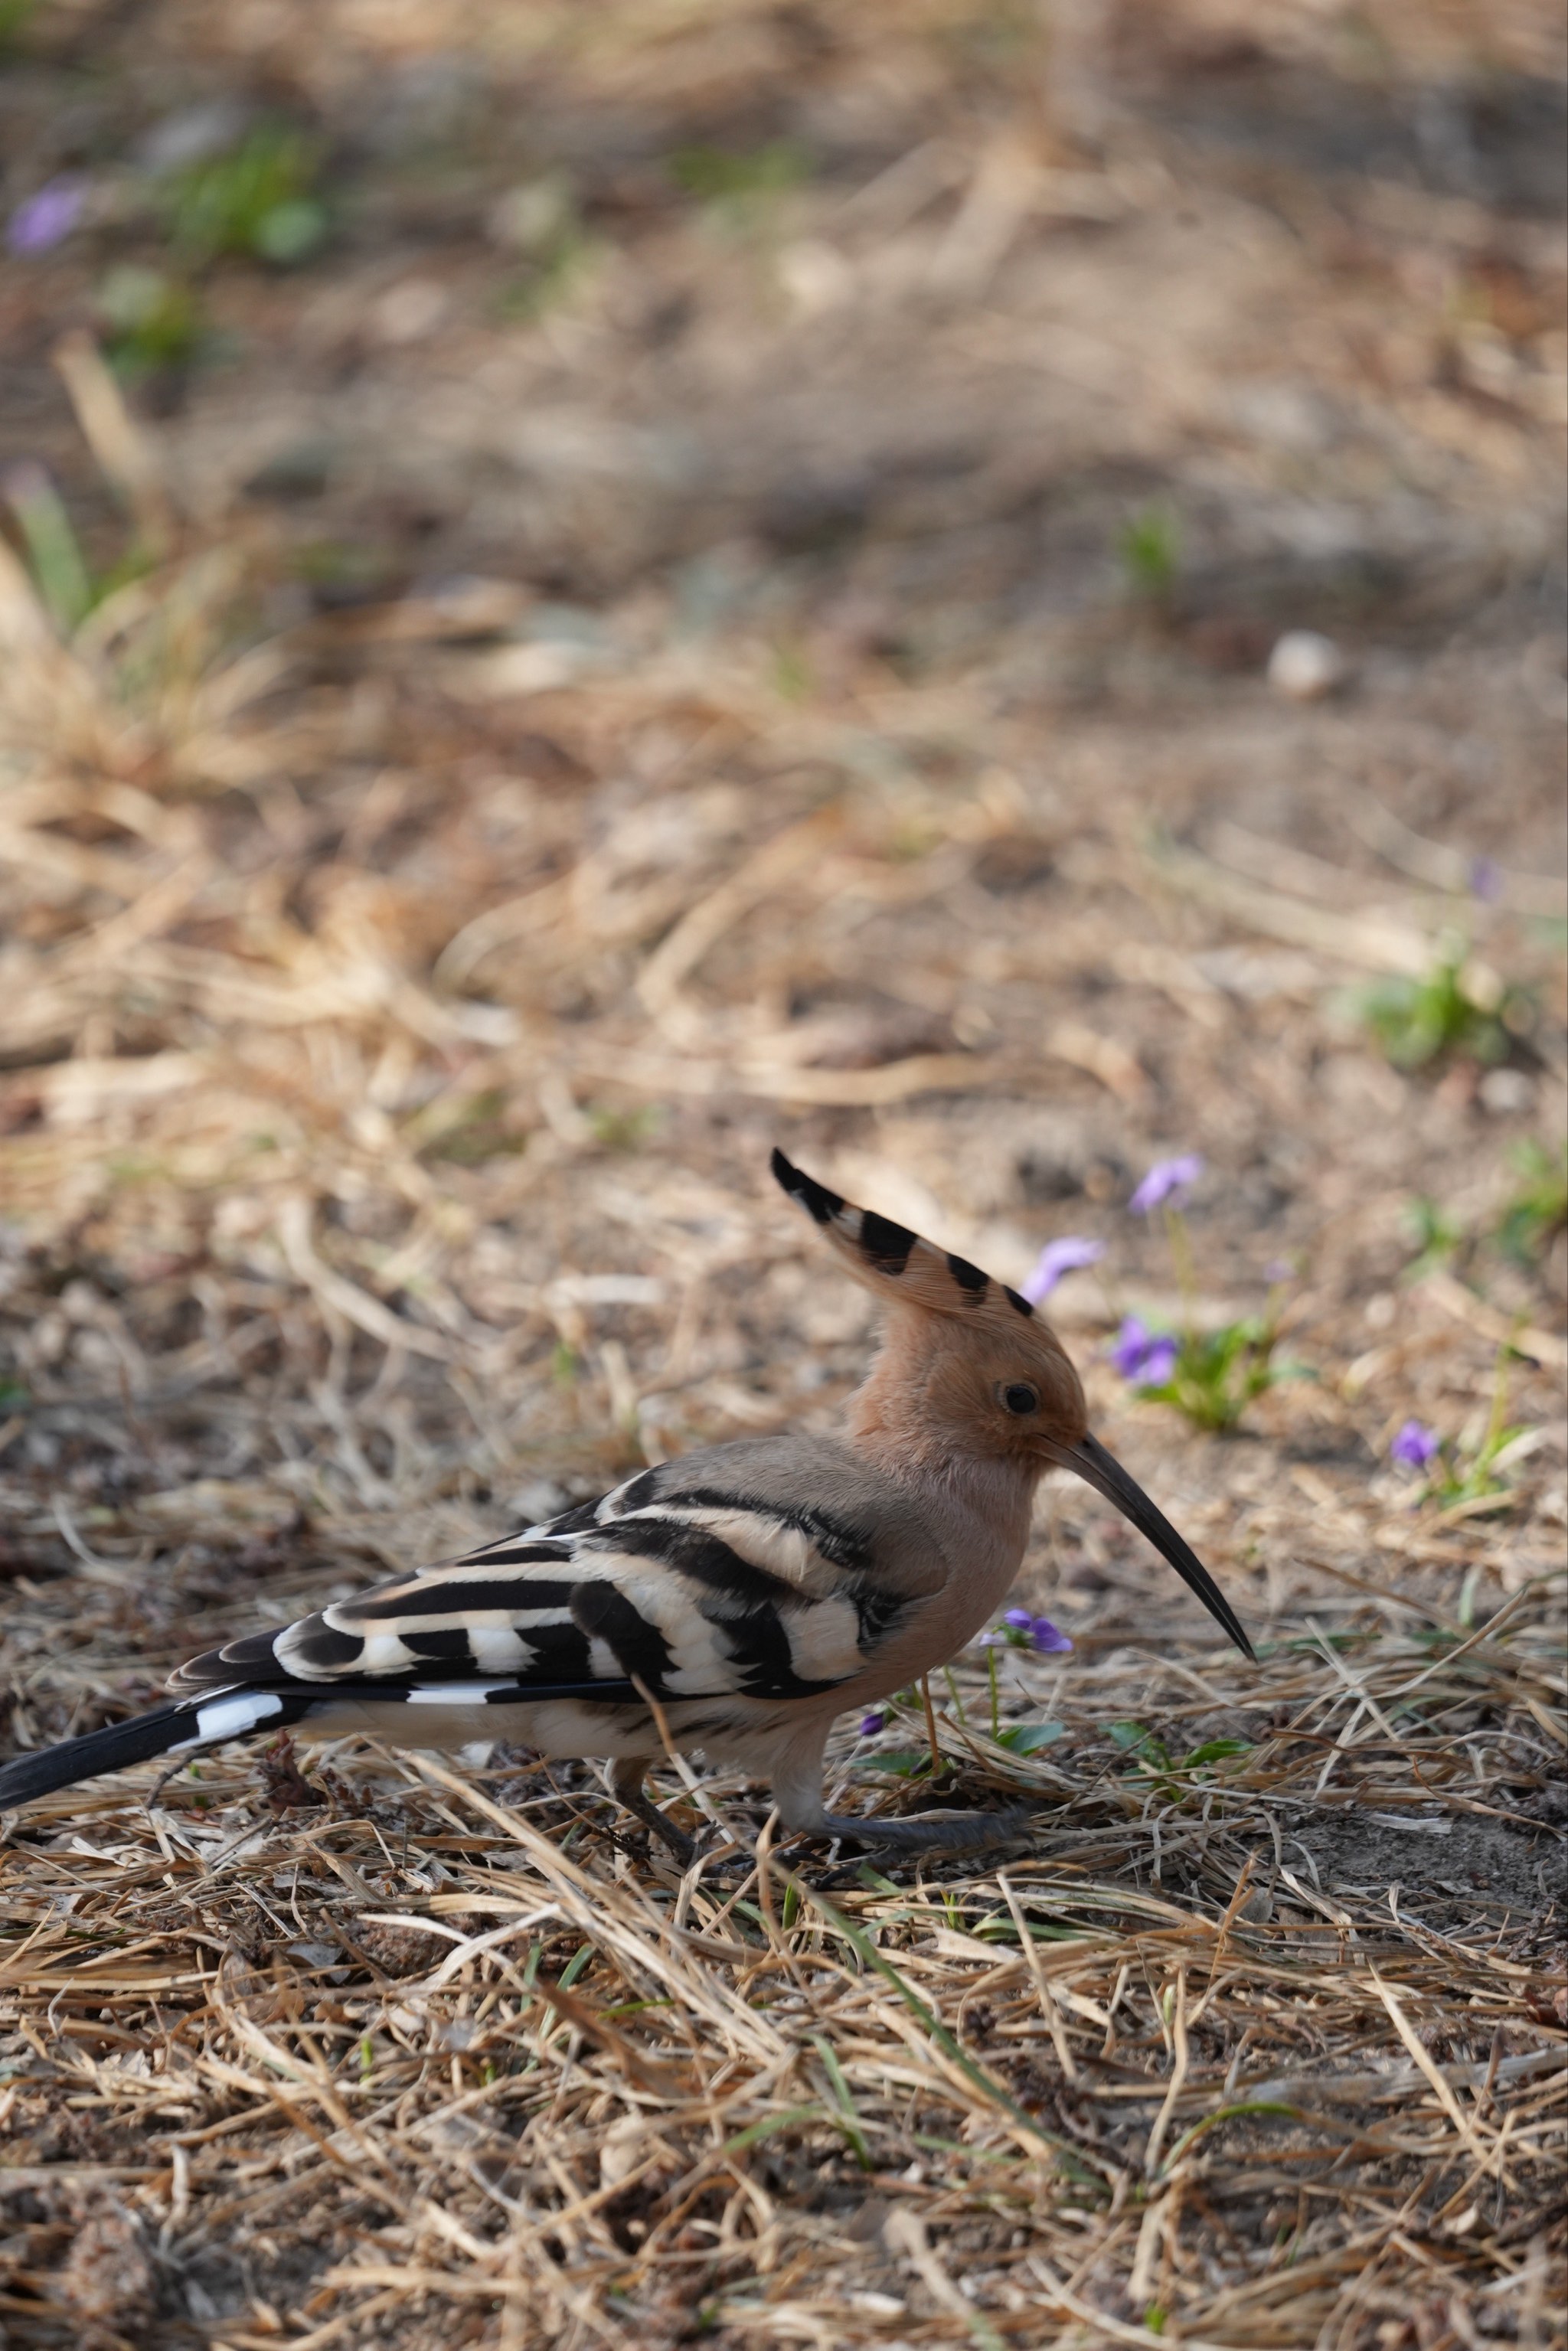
left=1132, top=1313, right=1292, bottom=1435
left=496, top=229, right=596, bottom=324
left=96, top=265, right=202, bottom=379
left=1392, top=1350, right=1532, bottom=1510
left=1113, top=1157, right=1302, bottom=1432
left=1354, top=945, right=1525, bottom=1070
left=1118, top=502, right=1180, bottom=602
left=164, top=121, right=328, bottom=265
left=1401, top=1194, right=1464, bottom=1279
left=667, top=140, right=810, bottom=228
left=492, top=182, right=598, bottom=324
left=1109, top=1720, right=1251, bottom=1802
left=586, top=1102, right=659, bottom=1152
left=2, top=462, right=92, bottom=632
left=1496, top=1141, right=1567, bottom=1265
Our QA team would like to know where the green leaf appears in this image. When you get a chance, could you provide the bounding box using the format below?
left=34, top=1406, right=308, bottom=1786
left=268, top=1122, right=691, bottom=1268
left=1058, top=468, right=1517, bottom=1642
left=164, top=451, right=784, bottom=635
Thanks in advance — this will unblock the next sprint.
left=863, top=1749, right=933, bottom=1778
left=997, top=1722, right=1065, bottom=1755
left=1181, top=1738, right=1251, bottom=1768
left=253, top=198, right=328, bottom=264
left=812, top=2035, right=871, bottom=2170
left=3, top=465, right=92, bottom=632
left=1118, top=502, right=1180, bottom=600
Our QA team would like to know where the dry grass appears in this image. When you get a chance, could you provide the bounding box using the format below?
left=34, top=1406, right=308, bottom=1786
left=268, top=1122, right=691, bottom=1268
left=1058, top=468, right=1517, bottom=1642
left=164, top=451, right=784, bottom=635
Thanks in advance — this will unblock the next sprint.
left=2, top=1, right=1566, bottom=2343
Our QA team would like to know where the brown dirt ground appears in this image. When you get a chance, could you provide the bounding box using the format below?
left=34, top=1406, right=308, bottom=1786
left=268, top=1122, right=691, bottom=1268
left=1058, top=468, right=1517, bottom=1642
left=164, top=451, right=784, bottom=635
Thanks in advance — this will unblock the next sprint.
left=0, top=3, right=1564, bottom=2347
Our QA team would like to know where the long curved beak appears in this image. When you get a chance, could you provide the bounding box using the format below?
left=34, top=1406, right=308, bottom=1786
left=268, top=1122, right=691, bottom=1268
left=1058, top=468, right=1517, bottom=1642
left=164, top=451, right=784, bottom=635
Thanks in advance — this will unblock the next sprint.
left=1046, top=1432, right=1255, bottom=1660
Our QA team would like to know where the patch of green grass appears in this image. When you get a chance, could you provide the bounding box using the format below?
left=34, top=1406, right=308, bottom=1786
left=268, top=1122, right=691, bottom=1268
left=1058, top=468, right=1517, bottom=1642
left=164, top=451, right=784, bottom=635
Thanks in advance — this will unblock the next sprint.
left=1496, top=1141, right=1567, bottom=1266
left=586, top=1102, right=659, bottom=1152
left=668, top=139, right=810, bottom=227
left=163, top=122, right=328, bottom=266
left=1354, top=952, right=1521, bottom=1071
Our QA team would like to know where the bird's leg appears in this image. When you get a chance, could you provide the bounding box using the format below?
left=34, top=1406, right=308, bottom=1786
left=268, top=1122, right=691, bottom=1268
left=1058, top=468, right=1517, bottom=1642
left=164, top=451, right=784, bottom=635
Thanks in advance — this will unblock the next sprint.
left=609, top=1755, right=695, bottom=1865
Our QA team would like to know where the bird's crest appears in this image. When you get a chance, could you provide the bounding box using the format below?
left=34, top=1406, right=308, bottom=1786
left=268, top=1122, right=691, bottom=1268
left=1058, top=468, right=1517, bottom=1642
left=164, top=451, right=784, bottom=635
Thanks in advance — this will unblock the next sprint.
left=771, top=1148, right=1036, bottom=1334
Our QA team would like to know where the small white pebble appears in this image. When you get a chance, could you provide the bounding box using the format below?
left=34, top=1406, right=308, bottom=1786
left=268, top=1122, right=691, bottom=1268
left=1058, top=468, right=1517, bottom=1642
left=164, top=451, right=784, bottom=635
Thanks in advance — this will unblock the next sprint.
left=1479, top=1068, right=1533, bottom=1115
left=1268, top=629, right=1348, bottom=700
left=374, top=277, right=449, bottom=343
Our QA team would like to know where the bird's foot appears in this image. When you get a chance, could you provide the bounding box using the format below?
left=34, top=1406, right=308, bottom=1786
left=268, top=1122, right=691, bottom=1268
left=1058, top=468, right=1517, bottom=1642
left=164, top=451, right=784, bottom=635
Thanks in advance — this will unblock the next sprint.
left=814, top=1807, right=1028, bottom=1860
left=609, top=1760, right=697, bottom=1866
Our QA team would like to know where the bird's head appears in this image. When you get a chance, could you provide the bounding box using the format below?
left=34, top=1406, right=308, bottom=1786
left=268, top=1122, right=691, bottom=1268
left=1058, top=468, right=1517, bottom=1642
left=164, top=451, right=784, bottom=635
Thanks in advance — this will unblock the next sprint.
left=771, top=1147, right=1253, bottom=1658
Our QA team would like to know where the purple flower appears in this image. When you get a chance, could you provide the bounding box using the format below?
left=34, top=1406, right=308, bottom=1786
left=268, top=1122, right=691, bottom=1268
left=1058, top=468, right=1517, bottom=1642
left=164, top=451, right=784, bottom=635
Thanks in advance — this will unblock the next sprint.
left=1390, top=1419, right=1439, bottom=1469
left=1468, top=857, right=1502, bottom=904
left=1129, top=1154, right=1204, bottom=1214
left=1110, top=1317, right=1178, bottom=1384
left=1021, top=1235, right=1105, bottom=1303
left=996, top=1608, right=1073, bottom=1654
left=7, top=177, right=87, bottom=256
left=857, top=1709, right=886, bottom=1737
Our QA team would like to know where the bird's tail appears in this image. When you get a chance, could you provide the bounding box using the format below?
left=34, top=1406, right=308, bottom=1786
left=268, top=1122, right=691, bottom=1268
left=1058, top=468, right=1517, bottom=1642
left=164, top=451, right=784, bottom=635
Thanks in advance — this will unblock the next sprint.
left=0, top=1688, right=302, bottom=1811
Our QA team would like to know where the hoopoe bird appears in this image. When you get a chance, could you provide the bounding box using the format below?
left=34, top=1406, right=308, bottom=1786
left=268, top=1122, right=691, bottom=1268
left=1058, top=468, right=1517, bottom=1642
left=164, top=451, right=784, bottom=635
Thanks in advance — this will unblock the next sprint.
left=0, top=1151, right=1251, bottom=1856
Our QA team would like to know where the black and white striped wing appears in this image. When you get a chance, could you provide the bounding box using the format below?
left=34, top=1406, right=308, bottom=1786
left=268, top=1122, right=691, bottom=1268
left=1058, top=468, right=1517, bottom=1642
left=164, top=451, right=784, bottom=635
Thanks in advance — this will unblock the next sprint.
left=169, top=1466, right=893, bottom=1711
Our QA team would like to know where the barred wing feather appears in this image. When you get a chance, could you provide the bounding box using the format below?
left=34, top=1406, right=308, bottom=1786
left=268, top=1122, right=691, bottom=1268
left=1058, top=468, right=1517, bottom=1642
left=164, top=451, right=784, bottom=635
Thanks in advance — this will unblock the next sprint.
left=168, top=1465, right=893, bottom=1709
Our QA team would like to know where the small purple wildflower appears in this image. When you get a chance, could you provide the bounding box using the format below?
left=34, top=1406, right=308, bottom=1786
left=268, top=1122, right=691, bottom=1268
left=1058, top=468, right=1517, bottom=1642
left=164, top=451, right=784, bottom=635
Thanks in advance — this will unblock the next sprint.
left=1129, top=1154, right=1204, bottom=1214
left=7, top=177, right=87, bottom=256
left=857, top=1709, right=886, bottom=1738
left=1468, top=856, right=1502, bottom=904
left=1021, top=1235, right=1105, bottom=1304
left=995, top=1608, right=1073, bottom=1654
left=1390, top=1419, right=1439, bottom=1470
left=1110, top=1317, right=1179, bottom=1384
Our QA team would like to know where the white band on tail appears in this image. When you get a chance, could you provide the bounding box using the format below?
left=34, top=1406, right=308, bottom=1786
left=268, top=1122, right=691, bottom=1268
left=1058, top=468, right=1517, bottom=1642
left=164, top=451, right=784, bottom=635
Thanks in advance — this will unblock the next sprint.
left=170, top=1692, right=286, bottom=1751
left=405, top=1682, right=512, bottom=1705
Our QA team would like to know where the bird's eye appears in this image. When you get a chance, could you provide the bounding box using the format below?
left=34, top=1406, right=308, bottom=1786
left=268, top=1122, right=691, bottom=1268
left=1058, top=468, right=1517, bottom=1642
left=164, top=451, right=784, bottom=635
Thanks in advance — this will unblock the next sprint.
left=1002, top=1383, right=1039, bottom=1415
